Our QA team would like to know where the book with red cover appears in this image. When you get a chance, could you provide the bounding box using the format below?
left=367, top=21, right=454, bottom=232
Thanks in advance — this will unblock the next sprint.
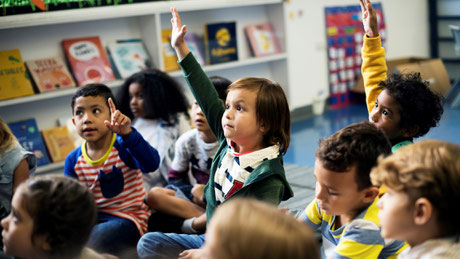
left=62, top=36, right=115, bottom=85
left=25, top=56, right=76, bottom=92
left=245, top=23, right=281, bottom=57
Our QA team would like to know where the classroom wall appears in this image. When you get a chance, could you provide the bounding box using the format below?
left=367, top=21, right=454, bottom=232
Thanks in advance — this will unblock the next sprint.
left=285, top=0, right=429, bottom=110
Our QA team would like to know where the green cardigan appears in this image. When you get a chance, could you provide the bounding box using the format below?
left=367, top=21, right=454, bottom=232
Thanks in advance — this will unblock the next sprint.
left=179, top=53, right=293, bottom=221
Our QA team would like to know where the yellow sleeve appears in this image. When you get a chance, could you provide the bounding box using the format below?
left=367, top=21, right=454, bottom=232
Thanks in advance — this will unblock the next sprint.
left=305, top=198, right=322, bottom=226
left=361, top=35, right=387, bottom=114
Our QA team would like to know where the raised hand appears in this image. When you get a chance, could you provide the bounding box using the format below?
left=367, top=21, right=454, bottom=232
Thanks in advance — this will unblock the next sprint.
left=104, top=97, right=132, bottom=137
left=170, top=7, right=190, bottom=60
left=360, top=0, right=378, bottom=38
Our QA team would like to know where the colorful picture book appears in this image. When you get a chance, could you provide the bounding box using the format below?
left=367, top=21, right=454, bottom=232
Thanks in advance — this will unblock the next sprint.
left=25, top=56, right=76, bottom=92
left=0, top=49, right=35, bottom=101
left=185, top=33, right=206, bottom=66
left=245, top=23, right=281, bottom=57
left=41, top=126, right=76, bottom=162
left=8, top=118, right=51, bottom=167
left=161, top=29, right=180, bottom=72
left=106, top=39, right=152, bottom=79
left=62, top=36, right=115, bottom=85
left=204, top=22, right=238, bottom=65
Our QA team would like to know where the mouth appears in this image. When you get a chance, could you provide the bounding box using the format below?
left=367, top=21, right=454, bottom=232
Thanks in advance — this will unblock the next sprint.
left=83, top=128, right=96, bottom=134
left=195, top=119, right=204, bottom=125
left=224, top=123, right=233, bottom=129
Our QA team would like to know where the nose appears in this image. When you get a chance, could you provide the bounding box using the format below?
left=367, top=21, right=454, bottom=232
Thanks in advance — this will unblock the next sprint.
left=315, top=182, right=326, bottom=200
left=1, top=215, right=9, bottom=231
left=130, top=96, right=137, bottom=106
left=369, top=106, right=379, bottom=123
left=224, top=108, right=234, bottom=120
left=83, top=112, right=92, bottom=124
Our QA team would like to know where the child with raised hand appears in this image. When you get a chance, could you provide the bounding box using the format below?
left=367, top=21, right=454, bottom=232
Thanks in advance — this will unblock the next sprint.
left=298, top=121, right=408, bottom=258
left=65, top=84, right=160, bottom=256
left=117, top=69, right=191, bottom=190
left=360, top=0, right=443, bottom=152
left=200, top=198, right=320, bottom=259
left=137, top=8, right=293, bottom=259
left=146, top=76, right=231, bottom=234
left=1, top=175, right=105, bottom=259
left=370, top=140, right=460, bottom=258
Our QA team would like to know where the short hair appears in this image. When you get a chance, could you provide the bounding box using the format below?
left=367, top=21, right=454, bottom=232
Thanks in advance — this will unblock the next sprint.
left=370, top=140, right=460, bottom=236
left=0, top=116, right=17, bottom=152
left=208, top=198, right=320, bottom=259
left=316, top=121, right=391, bottom=190
left=229, top=77, right=290, bottom=155
left=209, top=75, right=231, bottom=101
left=378, top=73, right=444, bottom=138
left=71, top=83, right=116, bottom=114
left=19, top=175, right=97, bottom=258
left=117, top=69, right=190, bottom=124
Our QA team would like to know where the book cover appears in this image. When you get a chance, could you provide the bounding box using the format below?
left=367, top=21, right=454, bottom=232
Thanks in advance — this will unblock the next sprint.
left=185, top=33, right=206, bottom=66
left=161, top=29, right=180, bottom=71
left=41, top=126, right=76, bottom=163
left=25, top=56, right=76, bottom=92
left=204, top=22, right=238, bottom=65
left=245, top=23, right=281, bottom=57
left=0, top=49, right=35, bottom=101
left=8, top=118, right=51, bottom=167
left=106, top=39, right=152, bottom=79
left=62, top=36, right=115, bottom=85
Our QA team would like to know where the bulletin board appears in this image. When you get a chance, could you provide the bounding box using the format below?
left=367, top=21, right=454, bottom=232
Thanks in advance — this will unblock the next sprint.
left=325, top=3, right=386, bottom=109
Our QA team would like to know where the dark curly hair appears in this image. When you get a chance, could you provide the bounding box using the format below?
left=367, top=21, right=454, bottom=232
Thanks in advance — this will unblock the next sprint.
left=378, top=73, right=444, bottom=138
left=117, top=69, right=190, bottom=124
left=20, top=175, right=97, bottom=258
left=316, top=121, right=392, bottom=190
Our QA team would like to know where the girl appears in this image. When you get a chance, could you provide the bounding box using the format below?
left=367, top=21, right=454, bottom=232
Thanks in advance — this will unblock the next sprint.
left=136, top=8, right=293, bottom=258
left=117, top=69, right=190, bottom=189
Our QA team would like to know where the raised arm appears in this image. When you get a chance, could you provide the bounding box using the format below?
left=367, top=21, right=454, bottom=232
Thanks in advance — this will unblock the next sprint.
left=360, top=0, right=378, bottom=38
left=171, top=7, right=191, bottom=61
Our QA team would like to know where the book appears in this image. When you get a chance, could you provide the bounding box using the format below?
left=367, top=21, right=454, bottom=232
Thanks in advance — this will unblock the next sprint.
left=25, top=56, right=76, bottom=92
left=161, top=29, right=180, bottom=71
left=8, top=118, right=51, bottom=167
left=62, top=36, right=115, bottom=85
left=41, top=126, right=76, bottom=162
left=106, top=39, right=152, bottom=79
left=0, top=49, right=35, bottom=101
left=245, top=23, right=281, bottom=57
left=204, top=22, right=238, bottom=65
left=185, top=33, right=206, bottom=66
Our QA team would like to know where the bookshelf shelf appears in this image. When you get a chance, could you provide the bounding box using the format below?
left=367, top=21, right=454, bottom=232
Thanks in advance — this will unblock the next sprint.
left=36, top=161, right=65, bottom=175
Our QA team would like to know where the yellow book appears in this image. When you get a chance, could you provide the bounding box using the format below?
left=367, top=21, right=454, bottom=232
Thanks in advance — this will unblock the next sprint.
left=0, top=49, right=35, bottom=101
left=161, top=29, right=180, bottom=71
left=41, top=126, right=76, bottom=163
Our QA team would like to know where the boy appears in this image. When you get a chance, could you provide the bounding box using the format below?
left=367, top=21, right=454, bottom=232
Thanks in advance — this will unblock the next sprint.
left=360, top=0, right=443, bottom=152
left=64, top=84, right=160, bottom=255
left=371, top=140, right=460, bottom=258
left=299, top=121, right=407, bottom=258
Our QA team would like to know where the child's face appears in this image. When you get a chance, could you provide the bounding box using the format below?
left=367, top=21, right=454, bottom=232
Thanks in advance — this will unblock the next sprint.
left=72, top=95, right=112, bottom=143
left=314, top=159, right=371, bottom=219
left=377, top=187, right=415, bottom=241
left=129, top=82, right=146, bottom=118
left=192, top=101, right=212, bottom=133
left=222, top=88, right=264, bottom=149
left=369, top=89, right=403, bottom=140
left=1, top=187, right=44, bottom=258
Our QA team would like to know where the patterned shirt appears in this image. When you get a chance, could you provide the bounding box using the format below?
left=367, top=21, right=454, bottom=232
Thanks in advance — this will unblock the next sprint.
left=398, top=236, right=460, bottom=259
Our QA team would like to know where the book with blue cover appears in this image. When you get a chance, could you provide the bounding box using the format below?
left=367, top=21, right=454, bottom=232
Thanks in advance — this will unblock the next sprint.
left=8, top=118, right=51, bottom=167
left=204, top=22, right=238, bottom=65
left=106, top=39, right=152, bottom=79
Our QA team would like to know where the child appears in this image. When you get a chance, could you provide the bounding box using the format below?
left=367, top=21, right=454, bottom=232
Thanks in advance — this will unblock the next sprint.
left=0, top=117, right=36, bottom=257
left=146, top=76, right=231, bottom=234
left=136, top=8, right=293, bottom=258
left=198, top=198, right=320, bottom=259
left=1, top=175, right=105, bottom=259
left=298, top=121, right=408, bottom=258
left=65, top=83, right=160, bottom=255
left=370, top=140, right=460, bottom=258
left=117, top=69, right=191, bottom=190
left=360, top=0, right=443, bottom=152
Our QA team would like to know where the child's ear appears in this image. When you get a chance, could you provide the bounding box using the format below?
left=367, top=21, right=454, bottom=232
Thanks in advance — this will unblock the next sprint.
left=401, top=125, right=419, bottom=138
left=72, top=117, right=76, bottom=126
left=34, top=234, right=52, bottom=252
left=362, top=186, right=380, bottom=203
left=413, top=197, right=433, bottom=226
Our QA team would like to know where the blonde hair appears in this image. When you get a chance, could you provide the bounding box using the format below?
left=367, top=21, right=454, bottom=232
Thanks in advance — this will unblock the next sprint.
left=207, top=199, right=320, bottom=259
left=0, top=117, right=17, bottom=152
left=370, top=140, right=460, bottom=236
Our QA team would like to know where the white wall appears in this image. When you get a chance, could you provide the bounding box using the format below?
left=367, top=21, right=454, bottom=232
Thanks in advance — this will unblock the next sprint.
left=284, top=0, right=429, bottom=110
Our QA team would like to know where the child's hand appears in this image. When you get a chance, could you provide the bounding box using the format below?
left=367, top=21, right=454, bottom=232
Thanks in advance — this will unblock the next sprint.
left=360, top=0, right=378, bottom=38
left=104, top=98, right=132, bottom=137
left=178, top=249, right=204, bottom=259
left=170, top=7, right=190, bottom=60
left=191, top=184, right=206, bottom=207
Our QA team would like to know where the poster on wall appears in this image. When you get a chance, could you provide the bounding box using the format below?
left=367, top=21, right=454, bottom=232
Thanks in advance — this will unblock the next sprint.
left=325, top=3, right=386, bottom=109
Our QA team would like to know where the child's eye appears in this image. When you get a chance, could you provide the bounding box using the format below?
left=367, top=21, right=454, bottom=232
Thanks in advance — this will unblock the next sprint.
left=225, top=104, right=230, bottom=110
left=382, top=110, right=389, bottom=116
left=236, top=106, right=243, bottom=111
left=375, top=102, right=378, bottom=108
left=93, top=109, right=101, bottom=114
left=75, top=110, right=82, bottom=116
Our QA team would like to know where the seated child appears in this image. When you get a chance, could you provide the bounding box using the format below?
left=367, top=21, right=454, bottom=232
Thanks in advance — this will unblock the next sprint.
left=360, top=0, right=444, bottom=152
left=197, top=198, right=320, bottom=259
left=65, top=84, right=160, bottom=255
left=370, top=140, right=460, bottom=258
left=298, top=121, right=408, bottom=258
left=1, top=175, right=105, bottom=259
left=146, top=76, right=231, bottom=234
left=136, top=8, right=293, bottom=259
